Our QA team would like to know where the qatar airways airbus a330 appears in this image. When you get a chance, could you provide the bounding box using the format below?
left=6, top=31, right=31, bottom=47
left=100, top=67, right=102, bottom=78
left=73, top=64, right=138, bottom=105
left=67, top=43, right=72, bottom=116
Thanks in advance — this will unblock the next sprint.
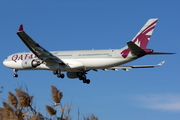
left=3, top=18, right=174, bottom=84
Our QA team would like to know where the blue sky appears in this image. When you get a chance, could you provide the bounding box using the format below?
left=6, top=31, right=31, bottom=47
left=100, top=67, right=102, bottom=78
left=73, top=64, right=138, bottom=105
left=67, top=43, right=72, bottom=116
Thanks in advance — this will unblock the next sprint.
left=0, top=0, right=179, bottom=120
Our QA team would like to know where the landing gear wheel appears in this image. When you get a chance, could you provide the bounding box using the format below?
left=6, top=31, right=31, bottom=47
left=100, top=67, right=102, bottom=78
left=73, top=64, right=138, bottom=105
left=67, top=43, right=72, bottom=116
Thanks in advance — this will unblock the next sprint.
left=83, top=79, right=90, bottom=84
left=83, top=79, right=86, bottom=83
left=86, top=79, right=90, bottom=84
left=13, top=74, right=18, bottom=78
left=57, top=73, right=65, bottom=78
left=60, top=74, right=65, bottom=78
left=53, top=70, right=58, bottom=75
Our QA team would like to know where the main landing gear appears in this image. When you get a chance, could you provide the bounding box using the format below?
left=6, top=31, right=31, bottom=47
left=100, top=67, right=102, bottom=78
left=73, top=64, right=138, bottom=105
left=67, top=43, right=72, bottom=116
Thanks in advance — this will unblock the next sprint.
left=78, top=72, right=90, bottom=84
left=13, top=69, right=18, bottom=78
left=53, top=70, right=65, bottom=79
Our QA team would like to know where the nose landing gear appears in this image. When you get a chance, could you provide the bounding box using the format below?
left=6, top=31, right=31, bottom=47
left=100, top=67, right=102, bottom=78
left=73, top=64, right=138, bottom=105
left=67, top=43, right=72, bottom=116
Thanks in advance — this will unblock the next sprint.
left=13, top=69, right=18, bottom=78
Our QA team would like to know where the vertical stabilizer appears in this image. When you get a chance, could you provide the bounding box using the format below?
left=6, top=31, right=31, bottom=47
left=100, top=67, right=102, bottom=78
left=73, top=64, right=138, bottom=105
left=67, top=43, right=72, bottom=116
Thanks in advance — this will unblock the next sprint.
left=131, top=18, right=158, bottom=49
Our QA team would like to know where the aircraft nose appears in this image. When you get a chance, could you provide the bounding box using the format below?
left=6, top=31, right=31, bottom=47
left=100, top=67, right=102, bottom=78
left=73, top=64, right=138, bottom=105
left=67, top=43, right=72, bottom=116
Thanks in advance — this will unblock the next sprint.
left=3, top=59, right=8, bottom=67
left=3, top=57, right=21, bottom=69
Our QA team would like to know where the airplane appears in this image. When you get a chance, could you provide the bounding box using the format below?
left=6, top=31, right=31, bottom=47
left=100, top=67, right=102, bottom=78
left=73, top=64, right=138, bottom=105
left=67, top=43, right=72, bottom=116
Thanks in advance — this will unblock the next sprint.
left=3, top=18, right=175, bottom=84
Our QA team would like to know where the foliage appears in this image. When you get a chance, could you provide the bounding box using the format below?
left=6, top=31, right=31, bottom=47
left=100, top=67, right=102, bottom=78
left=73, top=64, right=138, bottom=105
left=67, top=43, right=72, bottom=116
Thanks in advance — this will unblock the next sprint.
left=0, top=85, right=98, bottom=120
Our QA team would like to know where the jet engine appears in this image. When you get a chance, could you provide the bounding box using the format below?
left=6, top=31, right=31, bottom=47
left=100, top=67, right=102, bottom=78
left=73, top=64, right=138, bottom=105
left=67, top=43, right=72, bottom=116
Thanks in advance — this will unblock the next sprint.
left=21, top=59, right=41, bottom=69
left=66, top=72, right=83, bottom=79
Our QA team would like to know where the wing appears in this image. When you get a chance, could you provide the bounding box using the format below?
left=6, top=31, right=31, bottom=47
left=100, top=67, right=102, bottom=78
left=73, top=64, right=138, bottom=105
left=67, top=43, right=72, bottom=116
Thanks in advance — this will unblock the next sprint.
left=109, top=61, right=165, bottom=71
left=16, top=25, right=66, bottom=65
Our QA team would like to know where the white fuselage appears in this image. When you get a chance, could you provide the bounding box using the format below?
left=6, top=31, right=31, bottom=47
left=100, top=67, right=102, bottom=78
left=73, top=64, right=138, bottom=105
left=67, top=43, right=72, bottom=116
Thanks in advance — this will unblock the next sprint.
left=3, top=48, right=137, bottom=72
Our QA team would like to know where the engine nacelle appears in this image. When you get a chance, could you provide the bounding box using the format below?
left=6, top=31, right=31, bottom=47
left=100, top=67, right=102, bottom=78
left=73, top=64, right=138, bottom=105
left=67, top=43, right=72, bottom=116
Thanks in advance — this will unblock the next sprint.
left=21, top=59, right=40, bottom=69
left=66, top=72, right=83, bottom=79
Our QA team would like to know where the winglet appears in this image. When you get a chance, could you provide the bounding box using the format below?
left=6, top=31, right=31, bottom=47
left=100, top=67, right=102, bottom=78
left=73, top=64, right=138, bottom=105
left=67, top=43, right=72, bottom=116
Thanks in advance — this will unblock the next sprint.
left=157, top=61, right=165, bottom=66
left=18, top=24, right=24, bottom=32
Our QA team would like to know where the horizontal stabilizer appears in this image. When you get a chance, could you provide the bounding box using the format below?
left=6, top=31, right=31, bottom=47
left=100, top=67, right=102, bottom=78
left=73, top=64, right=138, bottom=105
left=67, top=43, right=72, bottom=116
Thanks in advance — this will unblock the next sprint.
left=148, top=52, right=176, bottom=55
left=126, top=41, right=153, bottom=56
left=109, top=61, right=165, bottom=71
left=126, top=41, right=175, bottom=56
left=127, top=41, right=145, bottom=55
